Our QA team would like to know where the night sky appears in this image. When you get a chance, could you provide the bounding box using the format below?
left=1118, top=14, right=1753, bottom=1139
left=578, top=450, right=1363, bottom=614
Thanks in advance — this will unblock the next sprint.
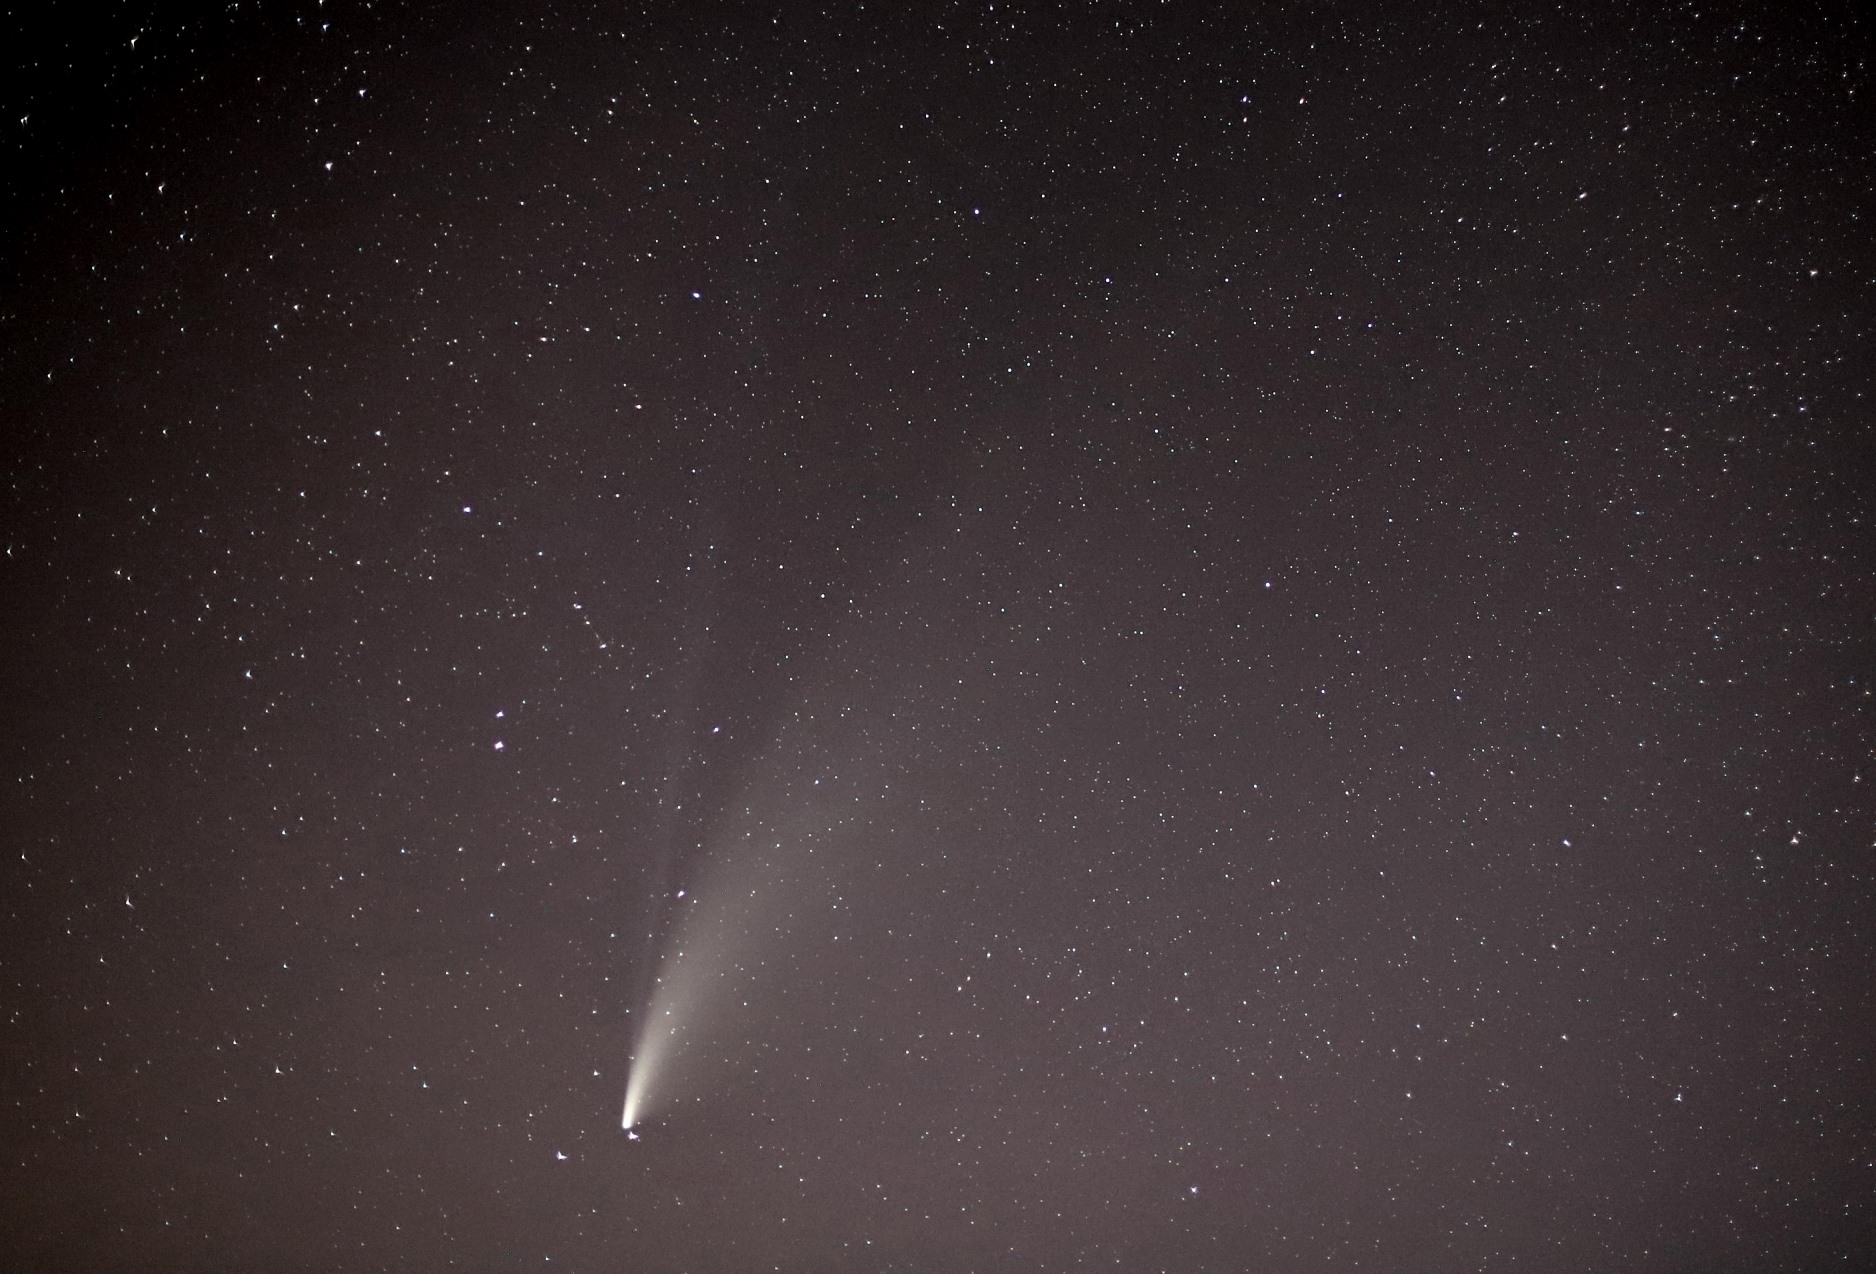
left=4, top=2, right=1874, bottom=1270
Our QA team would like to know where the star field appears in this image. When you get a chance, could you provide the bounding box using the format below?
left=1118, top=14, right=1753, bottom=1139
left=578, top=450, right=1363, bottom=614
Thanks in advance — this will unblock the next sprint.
left=2, top=2, right=1872, bottom=1271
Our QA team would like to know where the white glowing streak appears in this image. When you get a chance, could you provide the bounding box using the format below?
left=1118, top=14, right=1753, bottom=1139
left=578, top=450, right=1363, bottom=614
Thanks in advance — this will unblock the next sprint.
left=619, top=1013, right=671, bottom=1133
left=616, top=889, right=745, bottom=1133
left=617, top=820, right=831, bottom=1133
left=620, top=1073, right=638, bottom=1129
left=620, top=983, right=671, bottom=1130
left=618, top=687, right=895, bottom=1135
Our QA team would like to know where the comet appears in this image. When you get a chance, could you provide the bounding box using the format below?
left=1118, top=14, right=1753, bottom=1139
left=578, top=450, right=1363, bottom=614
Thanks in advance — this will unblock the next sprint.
left=620, top=1027, right=662, bottom=1132
left=617, top=891, right=734, bottom=1136
left=615, top=632, right=896, bottom=1137
left=617, top=773, right=860, bottom=1135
